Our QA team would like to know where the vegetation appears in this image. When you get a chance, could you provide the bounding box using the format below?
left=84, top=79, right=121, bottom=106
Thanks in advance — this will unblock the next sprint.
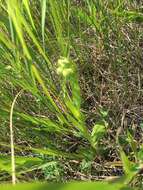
left=0, top=0, right=143, bottom=189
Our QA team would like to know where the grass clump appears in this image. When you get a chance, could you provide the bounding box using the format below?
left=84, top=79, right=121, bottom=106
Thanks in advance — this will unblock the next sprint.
left=0, top=0, right=143, bottom=189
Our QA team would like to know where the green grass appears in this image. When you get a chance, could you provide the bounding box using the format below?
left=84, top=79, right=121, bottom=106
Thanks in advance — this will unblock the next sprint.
left=0, top=0, right=143, bottom=189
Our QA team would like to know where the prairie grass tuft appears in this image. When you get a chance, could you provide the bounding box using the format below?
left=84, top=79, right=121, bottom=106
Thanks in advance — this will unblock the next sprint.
left=0, top=0, right=143, bottom=188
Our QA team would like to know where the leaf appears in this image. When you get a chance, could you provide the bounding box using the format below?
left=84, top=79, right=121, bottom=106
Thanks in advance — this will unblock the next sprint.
left=65, top=98, right=81, bottom=120
left=17, top=112, right=68, bottom=134
left=0, top=22, right=15, bottom=49
left=22, top=0, right=35, bottom=30
left=0, top=181, right=133, bottom=190
left=138, top=145, right=143, bottom=161
left=41, top=0, right=47, bottom=46
left=120, top=150, right=132, bottom=175
left=31, top=147, right=83, bottom=160
left=115, top=10, right=143, bottom=23
left=126, top=131, right=138, bottom=161
left=0, top=155, right=42, bottom=174
left=31, top=65, right=59, bottom=112
left=91, top=124, right=106, bottom=147
left=100, top=109, right=108, bottom=118
left=31, top=65, right=69, bottom=126
left=120, top=149, right=137, bottom=184
left=7, top=0, right=31, bottom=59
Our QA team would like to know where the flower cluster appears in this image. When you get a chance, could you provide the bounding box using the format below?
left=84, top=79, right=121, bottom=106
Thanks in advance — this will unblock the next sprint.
left=57, top=57, right=74, bottom=78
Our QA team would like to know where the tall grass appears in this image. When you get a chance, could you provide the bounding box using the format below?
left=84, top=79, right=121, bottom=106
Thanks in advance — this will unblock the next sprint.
left=0, top=0, right=143, bottom=187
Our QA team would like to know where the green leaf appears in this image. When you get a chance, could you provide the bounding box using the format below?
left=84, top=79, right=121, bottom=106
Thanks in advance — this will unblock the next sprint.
left=22, top=0, right=35, bottom=30
left=138, top=145, right=143, bottom=161
left=126, top=131, right=138, bottom=161
left=7, top=0, right=31, bottom=59
left=0, top=155, right=42, bottom=174
left=0, top=181, right=133, bottom=190
left=91, top=124, right=106, bottom=147
left=17, top=112, right=68, bottom=134
left=100, top=109, right=108, bottom=118
left=41, top=0, right=47, bottom=46
left=115, top=10, right=143, bottom=23
left=120, top=149, right=137, bottom=184
left=31, top=147, right=83, bottom=160
left=120, top=150, right=132, bottom=175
